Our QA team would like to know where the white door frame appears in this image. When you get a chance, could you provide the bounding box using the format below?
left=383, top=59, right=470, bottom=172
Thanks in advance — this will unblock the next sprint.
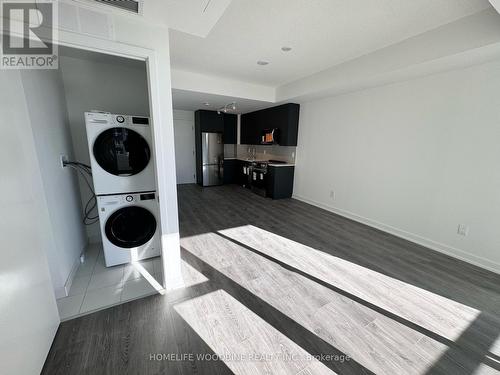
left=52, top=30, right=182, bottom=289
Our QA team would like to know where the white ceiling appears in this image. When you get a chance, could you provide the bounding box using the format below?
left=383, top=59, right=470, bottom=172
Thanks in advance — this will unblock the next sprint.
left=171, top=89, right=274, bottom=113
left=169, top=0, right=491, bottom=86
left=165, top=0, right=232, bottom=37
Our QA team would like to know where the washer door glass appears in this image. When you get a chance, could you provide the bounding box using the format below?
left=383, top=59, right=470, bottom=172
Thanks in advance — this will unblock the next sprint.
left=93, top=127, right=151, bottom=176
left=105, top=206, right=156, bottom=248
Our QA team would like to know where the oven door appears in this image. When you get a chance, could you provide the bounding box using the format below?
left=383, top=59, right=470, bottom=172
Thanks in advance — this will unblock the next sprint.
left=250, top=168, right=267, bottom=197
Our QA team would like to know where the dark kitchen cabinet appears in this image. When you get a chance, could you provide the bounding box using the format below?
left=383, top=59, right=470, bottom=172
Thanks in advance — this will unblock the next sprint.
left=195, top=110, right=237, bottom=142
left=223, top=113, right=237, bottom=144
left=240, top=111, right=259, bottom=145
left=223, top=159, right=238, bottom=184
left=266, top=166, right=295, bottom=199
left=240, top=103, right=300, bottom=146
left=195, top=110, right=224, bottom=132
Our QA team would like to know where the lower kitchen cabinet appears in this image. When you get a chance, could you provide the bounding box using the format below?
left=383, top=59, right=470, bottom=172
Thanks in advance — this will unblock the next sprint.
left=224, top=160, right=294, bottom=199
left=223, top=159, right=238, bottom=184
left=267, top=166, right=295, bottom=199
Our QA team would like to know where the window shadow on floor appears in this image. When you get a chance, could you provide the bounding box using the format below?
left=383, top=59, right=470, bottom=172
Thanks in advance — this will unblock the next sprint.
left=209, top=233, right=500, bottom=375
left=180, top=247, right=375, bottom=375
left=178, top=184, right=500, bottom=374
left=178, top=184, right=500, bottom=320
left=423, top=310, right=500, bottom=374
left=42, top=284, right=234, bottom=375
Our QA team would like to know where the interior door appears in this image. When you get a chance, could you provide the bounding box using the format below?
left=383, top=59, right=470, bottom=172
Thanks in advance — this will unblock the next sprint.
left=173, top=113, right=196, bottom=184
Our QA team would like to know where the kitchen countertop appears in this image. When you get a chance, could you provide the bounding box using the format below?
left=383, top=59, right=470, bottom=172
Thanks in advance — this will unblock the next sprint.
left=224, top=158, right=295, bottom=167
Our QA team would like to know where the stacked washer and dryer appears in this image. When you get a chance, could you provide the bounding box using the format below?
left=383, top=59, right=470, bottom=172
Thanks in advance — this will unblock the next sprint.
left=85, top=112, right=160, bottom=267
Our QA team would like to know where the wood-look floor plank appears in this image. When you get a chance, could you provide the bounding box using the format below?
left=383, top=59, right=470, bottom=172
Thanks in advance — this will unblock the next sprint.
left=42, top=184, right=500, bottom=375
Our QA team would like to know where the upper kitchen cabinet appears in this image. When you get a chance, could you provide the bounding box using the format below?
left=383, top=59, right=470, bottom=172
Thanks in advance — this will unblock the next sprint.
left=240, top=111, right=258, bottom=145
left=240, top=103, right=300, bottom=146
left=223, top=113, right=237, bottom=144
left=195, top=110, right=224, bottom=132
left=195, top=110, right=237, bottom=144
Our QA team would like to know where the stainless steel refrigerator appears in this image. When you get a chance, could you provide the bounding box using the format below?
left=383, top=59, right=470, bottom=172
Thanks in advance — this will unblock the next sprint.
left=201, top=132, right=224, bottom=186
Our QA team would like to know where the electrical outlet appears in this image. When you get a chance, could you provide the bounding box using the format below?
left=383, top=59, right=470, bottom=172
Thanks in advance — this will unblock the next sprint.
left=60, top=154, right=68, bottom=169
left=329, top=190, right=335, bottom=200
left=457, top=224, right=469, bottom=236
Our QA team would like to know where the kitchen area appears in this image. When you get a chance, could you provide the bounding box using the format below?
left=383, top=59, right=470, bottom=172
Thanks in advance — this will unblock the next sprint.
left=193, top=103, right=299, bottom=199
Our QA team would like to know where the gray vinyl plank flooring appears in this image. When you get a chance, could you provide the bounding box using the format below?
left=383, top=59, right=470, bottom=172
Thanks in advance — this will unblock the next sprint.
left=42, top=184, right=500, bottom=375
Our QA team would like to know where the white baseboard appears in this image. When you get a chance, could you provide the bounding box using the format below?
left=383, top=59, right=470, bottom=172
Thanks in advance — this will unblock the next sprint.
left=55, top=242, right=88, bottom=300
left=293, top=194, right=500, bottom=275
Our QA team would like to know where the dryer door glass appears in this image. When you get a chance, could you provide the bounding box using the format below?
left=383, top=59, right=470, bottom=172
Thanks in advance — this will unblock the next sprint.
left=105, top=206, right=156, bottom=248
left=93, top=127, right=151, bottom=176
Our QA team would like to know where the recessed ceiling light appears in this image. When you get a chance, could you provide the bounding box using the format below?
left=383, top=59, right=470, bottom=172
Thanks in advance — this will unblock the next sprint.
left=203, top=102, right=210, bottom=106
left=281, top=46, right=292, bottom=52
left=257, top=60, right=269, bottom=66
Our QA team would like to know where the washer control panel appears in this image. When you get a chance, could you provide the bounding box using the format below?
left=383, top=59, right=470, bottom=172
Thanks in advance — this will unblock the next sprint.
left=110, top=114, right=149, bottom=126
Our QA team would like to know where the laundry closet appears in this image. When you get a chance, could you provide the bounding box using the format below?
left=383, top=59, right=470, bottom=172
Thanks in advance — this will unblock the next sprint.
left=23, top=46, right=163, bottom=320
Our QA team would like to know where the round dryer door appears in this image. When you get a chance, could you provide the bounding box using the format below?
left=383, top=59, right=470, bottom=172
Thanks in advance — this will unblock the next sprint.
left=93, top=127, right=151, bottom=176
left=105, top=206, right=156, bottom=249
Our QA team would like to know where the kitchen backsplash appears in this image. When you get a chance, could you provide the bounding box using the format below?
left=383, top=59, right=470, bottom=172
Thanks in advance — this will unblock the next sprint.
left=236, top=144, right=296, bottom=164
left=224, top=144, right=237, bottom=158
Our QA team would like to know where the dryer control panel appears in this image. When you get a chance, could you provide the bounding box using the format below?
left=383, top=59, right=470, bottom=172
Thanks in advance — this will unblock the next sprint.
left=85, top=112, right=149, bottom=127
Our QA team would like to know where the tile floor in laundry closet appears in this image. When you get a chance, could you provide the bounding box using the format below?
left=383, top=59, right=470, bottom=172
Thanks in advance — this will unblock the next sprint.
left=56, top=243, right=164, bottom=321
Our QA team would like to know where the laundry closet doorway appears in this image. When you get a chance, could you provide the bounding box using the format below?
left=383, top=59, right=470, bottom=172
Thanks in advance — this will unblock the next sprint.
left=24, top=45, right=171, bottom=321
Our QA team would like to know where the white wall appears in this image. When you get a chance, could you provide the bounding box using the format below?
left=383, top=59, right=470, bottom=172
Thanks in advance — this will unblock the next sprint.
left=0, top=70, right=60, bottom=375
left=173, top=110, right=196, bottom=184
left=278, top=9, right=500, bottom=102
left=1, top=1, right=181, bottom=372
left=294, top=60, right=500, bottom=273
left=59, top=55, right=149, bottom=241
left=20, top=69, right=87, bottom=298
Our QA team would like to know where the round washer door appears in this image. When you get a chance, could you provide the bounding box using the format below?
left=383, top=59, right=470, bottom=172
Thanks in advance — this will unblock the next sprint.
left=93, top=127, right=151, bottom=176
left=105, top=206, right=157, bottom=249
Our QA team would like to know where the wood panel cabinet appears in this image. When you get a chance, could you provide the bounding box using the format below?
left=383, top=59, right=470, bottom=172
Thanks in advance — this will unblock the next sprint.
left=240, top=111, right=258, bottom=145
left=223, top=113, right=237, bottom=144
left=240, top=103, right=300, bottom=146
left=195, top=110, right=223, bottom=132
left=223, top=159, right=238, bottom=184
left=266, top=166, right=295, bottom=199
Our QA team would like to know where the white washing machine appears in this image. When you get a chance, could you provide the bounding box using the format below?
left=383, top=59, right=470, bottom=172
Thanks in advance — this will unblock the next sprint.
left=97, top=191, right=161, bottom=267
left=85, top=111, right=156, bottom=195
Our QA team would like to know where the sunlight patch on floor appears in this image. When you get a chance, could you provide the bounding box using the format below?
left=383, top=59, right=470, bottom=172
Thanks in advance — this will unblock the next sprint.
left=180, top=229, right=479, bottom=374
left=131, top=261, right=165, bottom=295
left=132, top=258, right=208, bottom=293
left=218, top=225, right=480, bottom=340
left=174, top=289, right=336, bottom=375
